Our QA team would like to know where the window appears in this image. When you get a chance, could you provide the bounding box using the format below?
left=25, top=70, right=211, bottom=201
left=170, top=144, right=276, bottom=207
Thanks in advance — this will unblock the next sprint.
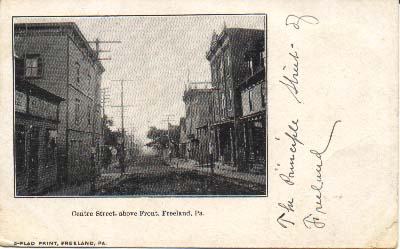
left=221, top=94, right=226, bottom=116
left=219, top=58, right=224, bottom=81
left=213, top=98, right=217, bottom=121
left=25, top=55, right=42, bottom=78
left=249, top=89, right=253, bottom=112
left=248, top=59, right=254, bottom=75
left=76, top=62, right=80, bottom=84
left=87, top=104, right=91, bottom=125
left=261, top=83, right=266, bottom=108
left=212, top=63, right=216, bottom=83
left=228, top=89, right=232, bottom=110
left=75, top=98, right=80, bottom=125
left=224, top=51, right=230, bottom=76
left=246, top=52, right=263, bottom=76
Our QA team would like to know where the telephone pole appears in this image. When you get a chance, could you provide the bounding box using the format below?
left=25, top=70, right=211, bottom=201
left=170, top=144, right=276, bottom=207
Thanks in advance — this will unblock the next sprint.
left=100, top=87, right=110, bottom=159
left=161, top=114, right=176, bottom=162
left=110, top=79, right=135, bottom=175
left=161, top=114, right=175, bottom=141
left=87, top=38, right=120, bottom=193
left=101, top=87, right=110, bottom=118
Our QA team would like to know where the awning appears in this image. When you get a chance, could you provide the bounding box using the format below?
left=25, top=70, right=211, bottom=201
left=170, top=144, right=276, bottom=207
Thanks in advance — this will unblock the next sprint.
left=210, top=118, right=234, bottom=127
left=239, top=111, right=266, bottom=122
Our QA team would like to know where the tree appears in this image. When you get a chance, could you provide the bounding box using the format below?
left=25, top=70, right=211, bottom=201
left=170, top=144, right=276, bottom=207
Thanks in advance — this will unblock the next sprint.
left=146, top=126, right=169, bottom=149
left=146, top=125, right=181, bottom=151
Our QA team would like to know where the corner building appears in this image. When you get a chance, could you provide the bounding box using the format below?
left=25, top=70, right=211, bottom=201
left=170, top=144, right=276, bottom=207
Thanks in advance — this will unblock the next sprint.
left=206, top=27, right=265, bottom=172
left=14, top=60, right=65, bottom=195
left=14, top=22, right=104, bottom=185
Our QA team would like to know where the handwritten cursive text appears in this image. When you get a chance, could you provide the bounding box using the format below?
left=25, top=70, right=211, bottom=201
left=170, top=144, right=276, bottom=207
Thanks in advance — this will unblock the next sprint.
left=303, top=120, right=341, bottom=229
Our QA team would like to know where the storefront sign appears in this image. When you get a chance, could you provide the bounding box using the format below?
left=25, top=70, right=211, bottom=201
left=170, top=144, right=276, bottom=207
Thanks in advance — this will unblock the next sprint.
left=29, top=96, right=58, bottom=120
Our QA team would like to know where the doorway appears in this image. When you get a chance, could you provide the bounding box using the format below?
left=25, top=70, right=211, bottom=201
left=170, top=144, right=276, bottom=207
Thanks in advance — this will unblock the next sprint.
left=28, top=127, right=40, bottom=191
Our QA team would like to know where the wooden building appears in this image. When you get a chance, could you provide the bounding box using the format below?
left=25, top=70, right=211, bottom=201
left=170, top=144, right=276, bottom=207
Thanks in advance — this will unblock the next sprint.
left=15, top=60, right=64, bottom=195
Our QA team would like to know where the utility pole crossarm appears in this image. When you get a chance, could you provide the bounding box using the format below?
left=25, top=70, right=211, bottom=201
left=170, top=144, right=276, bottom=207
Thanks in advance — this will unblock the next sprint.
left=87, top=39, right=121, bottom=60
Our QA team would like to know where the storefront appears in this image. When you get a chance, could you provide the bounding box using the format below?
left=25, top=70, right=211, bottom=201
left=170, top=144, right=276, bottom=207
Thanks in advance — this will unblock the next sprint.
left=15, top=80, right=64, bottom=195
left=238, top=112, right=266, bottom=174
left=211, top=119, right=237, bottom=168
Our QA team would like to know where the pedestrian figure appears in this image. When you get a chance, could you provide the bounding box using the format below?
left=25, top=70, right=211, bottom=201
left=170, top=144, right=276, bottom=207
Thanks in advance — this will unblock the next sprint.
left=186, top=147, right=190, bottom=162
left=117, top=145, right=125, bottom=175
left=119, top=155, right=125, bottom=175
left=168, top=147, right=172, bottom=164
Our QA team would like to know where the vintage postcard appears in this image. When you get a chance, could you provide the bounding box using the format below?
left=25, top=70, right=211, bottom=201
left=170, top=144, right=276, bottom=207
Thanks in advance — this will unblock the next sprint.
left=0, top=0, right=398, bottom=248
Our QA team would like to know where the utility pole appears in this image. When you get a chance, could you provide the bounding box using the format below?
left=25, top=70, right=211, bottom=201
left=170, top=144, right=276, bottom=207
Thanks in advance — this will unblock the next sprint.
left=87, top=38, right=120, bottom=194
left=161, top=114, right=175, bottom=141
left=101, top=87, right=110, bottom=119
left=110, top=79, right=134, bottom=175
left=100, top=87, right=110, bottom=164
left=88, top=39, right=122, bottom=61
left=161, top=114, right=175, bottom=163
left=125, top=125, right=135, bottom=162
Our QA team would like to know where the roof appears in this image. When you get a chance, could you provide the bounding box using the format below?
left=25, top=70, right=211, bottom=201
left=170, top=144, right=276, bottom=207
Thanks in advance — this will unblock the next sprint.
left=206, top=28, right=265, bottom=61
left=238, top=67, right=265, bottom=90
left=182, top=88, right=213, bottom=103
left=14, top=22, right=105, bottom=73
left=15, top=78, right=65, bottom=103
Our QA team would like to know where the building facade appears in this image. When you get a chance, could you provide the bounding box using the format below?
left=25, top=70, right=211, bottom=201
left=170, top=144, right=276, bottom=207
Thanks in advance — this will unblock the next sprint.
left=14, top=22, right=104, bottom=185
left=206, top=27, right=265, bottom=171
left=181, top=86, right=213, bottom=163
left=238, top=56, right=266, bottom=173
left=15, top=60, right=65, bottom=195
left=178, top=117, right=187, bottom=158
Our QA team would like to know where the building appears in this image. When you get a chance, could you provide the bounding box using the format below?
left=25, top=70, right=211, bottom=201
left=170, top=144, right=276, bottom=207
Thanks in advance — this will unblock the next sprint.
left=206, top=27, right=265, bottom=171
left=238, top=44, right=266, bottom=173
left=14, top=22, right=105, bottom=185
left=181, top=84, right=213, bottom=163
left=15, top=58, right=65, bottom=195
left=178, top=117, right=187, bottom=158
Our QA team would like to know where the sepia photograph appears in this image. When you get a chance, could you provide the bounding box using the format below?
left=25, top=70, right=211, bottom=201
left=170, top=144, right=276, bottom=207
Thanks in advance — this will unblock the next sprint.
left=13, top=15, right=267, bottom=197
left=1, top=1, right=398, bottom=247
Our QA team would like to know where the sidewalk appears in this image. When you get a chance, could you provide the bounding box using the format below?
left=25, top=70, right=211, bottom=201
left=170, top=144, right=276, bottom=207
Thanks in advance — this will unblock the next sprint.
left=44, top=175, right=122, bottom=196
left=170, top=158, right=266, bottom=185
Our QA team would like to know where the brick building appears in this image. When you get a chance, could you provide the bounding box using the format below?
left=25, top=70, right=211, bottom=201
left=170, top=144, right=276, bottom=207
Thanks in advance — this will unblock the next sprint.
left=181, top=84, right=213, bottom=163
left=206, top=27, right=265, bottom=171
left=14, top=22, right=104, bottom=185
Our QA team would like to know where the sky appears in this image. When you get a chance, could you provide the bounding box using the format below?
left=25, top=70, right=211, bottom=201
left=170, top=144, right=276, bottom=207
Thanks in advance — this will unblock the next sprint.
left=15, top=15, right=265, bottom=144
